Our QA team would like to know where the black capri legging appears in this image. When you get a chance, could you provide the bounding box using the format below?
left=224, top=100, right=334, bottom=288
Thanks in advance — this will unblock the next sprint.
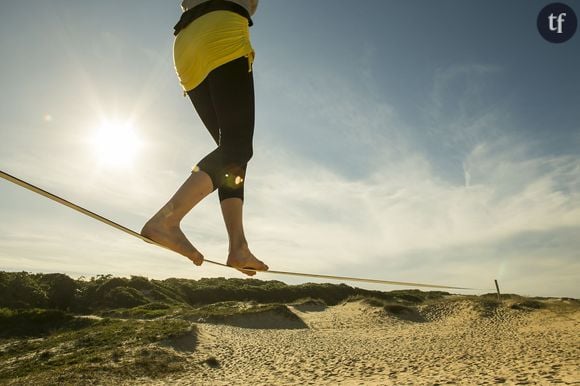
left=187, top=56, right=254, bottom=202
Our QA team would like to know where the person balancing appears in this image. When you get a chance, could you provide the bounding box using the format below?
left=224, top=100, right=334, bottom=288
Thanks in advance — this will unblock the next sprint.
left=141, top=0, right=268, bottom=276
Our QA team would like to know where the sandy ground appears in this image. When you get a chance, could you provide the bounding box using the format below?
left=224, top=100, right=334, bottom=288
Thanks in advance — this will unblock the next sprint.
left=128, top=299, right=579, bottom=385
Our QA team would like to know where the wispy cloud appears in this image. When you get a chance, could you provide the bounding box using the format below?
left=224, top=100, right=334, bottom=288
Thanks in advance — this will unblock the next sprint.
left=241, top=60, right=580, bottom=296
left=248, top=142, right=580, bottom=259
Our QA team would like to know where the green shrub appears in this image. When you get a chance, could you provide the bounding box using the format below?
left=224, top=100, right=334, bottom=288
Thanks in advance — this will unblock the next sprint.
left=104, top=287, right=148, bottom=308
left=510, top=300, right=544, bottom=310
left=36, top=273, right=77, bottom=310
left=0, top=271, right=48, bottom=309
left=0, top=308, right=93, bottom=338
left=128, top=276, right=153, bottom=290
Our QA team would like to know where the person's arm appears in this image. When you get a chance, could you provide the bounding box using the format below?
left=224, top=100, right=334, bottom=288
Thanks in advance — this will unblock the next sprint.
left=248, top=0, right=258, bottom=16
left=181, top=0, right=204, bottom=12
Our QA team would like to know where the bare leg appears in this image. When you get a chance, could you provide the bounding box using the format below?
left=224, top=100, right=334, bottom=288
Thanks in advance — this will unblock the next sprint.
left=221, top=197, right=269, bottom=276
left=141, top=169, right=213, bottom=265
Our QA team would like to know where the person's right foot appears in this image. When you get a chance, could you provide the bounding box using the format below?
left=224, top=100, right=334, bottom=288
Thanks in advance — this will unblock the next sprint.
left=141, top=219, right=204, bottom=266
left=226, top=245, right=268, bottom=276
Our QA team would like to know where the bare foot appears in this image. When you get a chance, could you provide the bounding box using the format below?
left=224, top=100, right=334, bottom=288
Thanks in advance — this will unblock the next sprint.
left=141, top=219, right=204, bottom=266
left=226, top=245, right=268, bottom=276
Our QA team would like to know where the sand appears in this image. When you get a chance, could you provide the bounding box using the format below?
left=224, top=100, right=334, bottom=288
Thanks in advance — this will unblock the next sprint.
left=128, top=298, right=579, bottom=385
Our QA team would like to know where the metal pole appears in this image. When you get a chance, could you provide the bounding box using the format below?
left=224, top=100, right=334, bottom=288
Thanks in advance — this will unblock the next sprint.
left=494, top=279, right=501, bottom=301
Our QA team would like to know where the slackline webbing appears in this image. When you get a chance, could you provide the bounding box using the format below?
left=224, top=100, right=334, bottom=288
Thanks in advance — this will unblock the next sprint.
left=0, top=169, right=488, bottom=291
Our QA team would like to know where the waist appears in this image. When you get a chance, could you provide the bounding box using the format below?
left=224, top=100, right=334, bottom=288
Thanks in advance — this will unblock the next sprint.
left=174, top=0, right=253, bottom=36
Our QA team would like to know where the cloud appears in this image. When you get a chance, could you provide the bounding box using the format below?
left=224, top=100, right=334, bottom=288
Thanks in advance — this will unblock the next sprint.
left=240, top=61, right=580, bottom=296
left=248, top=141, right=580, bottom=257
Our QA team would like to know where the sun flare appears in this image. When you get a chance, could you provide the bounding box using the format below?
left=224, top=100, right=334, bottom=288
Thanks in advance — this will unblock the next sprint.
left=90, top=120, right=142, bottom=167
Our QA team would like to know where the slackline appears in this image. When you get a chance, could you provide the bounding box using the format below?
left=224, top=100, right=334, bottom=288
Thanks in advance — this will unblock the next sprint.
left=0, top=169, right=487, bottom=291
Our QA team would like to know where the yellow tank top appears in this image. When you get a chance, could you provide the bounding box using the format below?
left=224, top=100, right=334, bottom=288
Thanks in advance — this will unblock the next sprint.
left=173, top=10, right=255, bottom=92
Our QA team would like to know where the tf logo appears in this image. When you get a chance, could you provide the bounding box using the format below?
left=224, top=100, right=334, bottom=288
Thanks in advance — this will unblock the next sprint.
left=537, top=2, right=577, bottom=43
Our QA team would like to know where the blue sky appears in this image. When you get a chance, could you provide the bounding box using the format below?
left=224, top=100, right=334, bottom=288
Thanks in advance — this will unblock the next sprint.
left=1, top=1, right=579, bottom=297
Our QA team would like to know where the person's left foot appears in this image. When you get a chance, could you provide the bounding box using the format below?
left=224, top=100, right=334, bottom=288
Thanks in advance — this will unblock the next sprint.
left=226, top=245, right=268, bottom=276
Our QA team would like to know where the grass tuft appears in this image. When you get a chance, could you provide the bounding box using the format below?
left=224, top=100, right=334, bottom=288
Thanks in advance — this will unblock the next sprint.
left=0, top=317, right=196, bottom=383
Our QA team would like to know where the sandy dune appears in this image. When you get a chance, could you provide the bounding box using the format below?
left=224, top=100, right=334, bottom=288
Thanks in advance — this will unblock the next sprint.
left=126, top=298, right=579, bottom=385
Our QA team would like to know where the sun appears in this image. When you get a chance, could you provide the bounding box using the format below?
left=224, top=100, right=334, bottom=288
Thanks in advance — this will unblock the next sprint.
left=90, top=120, right=142, bottom=167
